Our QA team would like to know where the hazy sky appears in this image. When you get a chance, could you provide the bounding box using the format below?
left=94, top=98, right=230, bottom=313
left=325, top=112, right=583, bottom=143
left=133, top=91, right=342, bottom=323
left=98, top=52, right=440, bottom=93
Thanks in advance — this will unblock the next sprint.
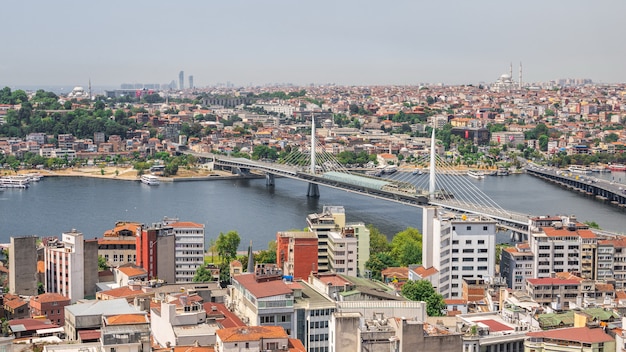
left=3, top=0, right=625, bottom=88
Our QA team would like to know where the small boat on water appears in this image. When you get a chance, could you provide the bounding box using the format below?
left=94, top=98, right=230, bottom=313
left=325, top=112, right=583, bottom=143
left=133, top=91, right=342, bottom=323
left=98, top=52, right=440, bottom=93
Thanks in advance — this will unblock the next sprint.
left=496, top=167, right=510, bottom=176
left=609, top=164, right=626, bottom=172
left=467, top=170, right=485, bottom=179
left=140, top=174, right=160, bottom=186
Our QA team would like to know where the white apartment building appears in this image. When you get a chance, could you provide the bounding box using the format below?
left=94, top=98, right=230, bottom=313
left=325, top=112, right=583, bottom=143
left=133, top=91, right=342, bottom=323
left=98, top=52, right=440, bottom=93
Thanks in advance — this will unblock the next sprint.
left=327, top=228, right=358, bottom=276
left=529, top=225, right=584, bottom=279
left=44, top=230, right=88, bottom=303
left=307, top=206, right=346, bottom=273
left=306, top=206, right=370, bottom=277
left=422, top=207, right=496, bottom=299
left=169, top=220, right=205, bottom=283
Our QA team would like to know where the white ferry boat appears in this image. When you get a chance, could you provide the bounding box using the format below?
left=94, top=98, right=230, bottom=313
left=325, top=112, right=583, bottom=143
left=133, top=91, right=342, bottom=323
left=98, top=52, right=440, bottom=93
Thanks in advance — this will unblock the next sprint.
left=140, top=174, right=160, bottom=186
left=568, top=165, right=592, bottom=174
left=0, top=176, right=30, bottom=188
left=467, top=170, right=485, bottom=179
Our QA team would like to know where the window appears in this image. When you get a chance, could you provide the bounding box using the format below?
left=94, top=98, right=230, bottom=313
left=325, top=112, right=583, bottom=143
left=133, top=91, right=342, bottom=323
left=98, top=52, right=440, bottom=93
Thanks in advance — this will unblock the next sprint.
left=478, top=240, right=485, bottom=244
left=466, top=240, right=471, bottom=245
left=482, top=226, right=488, bottom=231
left=466, top=226, right=472, bottom=230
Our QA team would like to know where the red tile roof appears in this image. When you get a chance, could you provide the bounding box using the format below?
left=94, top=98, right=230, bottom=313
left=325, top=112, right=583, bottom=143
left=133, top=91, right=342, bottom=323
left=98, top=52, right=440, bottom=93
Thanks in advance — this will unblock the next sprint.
left=30, top=293, right=70, bottom=304
left=526, top=277, right=581, bottom=286
left=527, top=326, right=613, bottom=343
left=202, top=302, right=245, bottom=329
left=233, top=274, right=293, bottom=298
left=170, top=222, right=204, bottom=228
left=411, top=266, right=439, bottom=278
left=543, top=226, right=596, bottom=239
left=476, top=319, right=513, bottom=332
left=78, top=330, right=101, bottom=341
left=105, top=314, right=148, bottom=325
left=217, top=326, right=287, bottom=342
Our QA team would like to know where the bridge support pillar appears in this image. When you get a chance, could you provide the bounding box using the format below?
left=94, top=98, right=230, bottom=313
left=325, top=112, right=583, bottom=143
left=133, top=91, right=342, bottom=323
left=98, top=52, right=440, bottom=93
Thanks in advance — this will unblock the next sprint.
left=265, top=173, right=275, bottom=187
left=307, top=183, right=320, bottom=198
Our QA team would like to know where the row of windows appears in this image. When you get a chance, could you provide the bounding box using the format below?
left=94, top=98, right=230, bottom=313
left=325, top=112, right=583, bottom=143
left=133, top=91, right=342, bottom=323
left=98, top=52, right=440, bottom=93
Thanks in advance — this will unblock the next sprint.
left=104, top=254, right=136, bottom=262
left=451, top=239, right=487, bottom=245
left=310, top=320, right=329, bottom=329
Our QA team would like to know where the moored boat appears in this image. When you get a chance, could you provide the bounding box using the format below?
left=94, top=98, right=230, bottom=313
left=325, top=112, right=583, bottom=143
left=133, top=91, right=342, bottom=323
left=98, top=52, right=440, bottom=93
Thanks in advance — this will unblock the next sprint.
left=568, top=165, right=592, bottom=174
left=608, top=164, right=626, bottom=172
left=140, top=174, right=160, bottom=185
left=467, top=170, right=485, bottom=179
left=0, top=176, right=30, bottom=188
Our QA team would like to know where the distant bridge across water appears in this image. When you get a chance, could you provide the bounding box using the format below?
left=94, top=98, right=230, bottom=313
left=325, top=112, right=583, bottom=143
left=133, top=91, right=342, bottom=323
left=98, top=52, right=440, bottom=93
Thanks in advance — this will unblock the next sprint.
left=183, top=124, right=533, bottom=239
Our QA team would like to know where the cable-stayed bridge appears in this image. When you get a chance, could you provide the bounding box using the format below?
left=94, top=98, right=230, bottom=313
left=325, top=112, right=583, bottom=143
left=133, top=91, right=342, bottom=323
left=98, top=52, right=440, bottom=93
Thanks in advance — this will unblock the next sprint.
left=183, top=128, right=531, bottom=238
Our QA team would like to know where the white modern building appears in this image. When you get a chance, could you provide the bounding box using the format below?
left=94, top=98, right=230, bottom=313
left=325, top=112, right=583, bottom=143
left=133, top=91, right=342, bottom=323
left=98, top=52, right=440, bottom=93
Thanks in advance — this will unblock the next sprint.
left=327, top=228, right=358, bottom=276
left=422, top=207, right=497, bottom=298
left=306, top=206, right=370, bottom=277
left=168, top=220, right=205, bottom=283
left=44, top=229, right=98, bottom=303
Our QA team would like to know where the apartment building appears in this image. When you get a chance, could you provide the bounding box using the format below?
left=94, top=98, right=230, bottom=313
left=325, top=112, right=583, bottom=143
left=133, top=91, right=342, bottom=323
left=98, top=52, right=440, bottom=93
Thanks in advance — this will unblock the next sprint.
left=529, top=223, right=596, bottom=279
left=276, top=231, right=318, bottom=280
left=29, top=292, right=71, bottom=325
left=305, top=206, right=370, bottom=276
left=307, top=206, right=346, bottom=273
left=422, top=207, right=496, bottom=299
left=327, top=227, right=358, bottom=276
left=43, top=230, right=98, bottom=303
left=170, top=220, right=205, bottom=283
left=500, top=243, right=534, bottom=291
left=9, top=236, right=38, bottom=296
left=229, top=265, right=296, bottom=336
left=99, top=222, right=140, bottom=268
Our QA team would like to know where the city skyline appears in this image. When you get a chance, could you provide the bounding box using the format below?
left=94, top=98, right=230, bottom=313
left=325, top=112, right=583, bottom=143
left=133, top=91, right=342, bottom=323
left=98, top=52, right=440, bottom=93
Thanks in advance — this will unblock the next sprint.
left=2, top=1, right=625, bottom=88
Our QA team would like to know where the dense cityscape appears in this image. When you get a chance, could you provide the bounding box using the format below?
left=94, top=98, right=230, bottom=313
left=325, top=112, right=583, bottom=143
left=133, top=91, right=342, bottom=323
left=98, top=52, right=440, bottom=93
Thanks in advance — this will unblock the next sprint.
left=0, top=68, right=626, bottom=352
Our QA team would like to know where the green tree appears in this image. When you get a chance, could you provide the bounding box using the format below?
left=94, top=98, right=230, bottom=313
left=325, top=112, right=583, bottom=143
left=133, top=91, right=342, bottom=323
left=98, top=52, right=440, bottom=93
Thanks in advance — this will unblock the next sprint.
left=98, top=255, right=108, bottom=271
left=390, top=227, right=422, bottom=266
left=368, top=225, right=391, bottom=253
left=365, top=252, right=399, bottom=281
left=216, top=231, right=241, bottom=262
left=193, top=265, right=214, bottom=282
left=401, top=280, right=446, bottom=316
left=584, top=221, right=600, bottom=229
left=255, top=240, right=277, bottom=264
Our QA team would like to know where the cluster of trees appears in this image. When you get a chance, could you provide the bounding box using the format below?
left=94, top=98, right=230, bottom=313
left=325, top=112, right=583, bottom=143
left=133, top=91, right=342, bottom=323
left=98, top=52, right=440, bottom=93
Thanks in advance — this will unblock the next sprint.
left=365, top=226, right=422, bottom=281
left=335, top=151, right=378, bottom=166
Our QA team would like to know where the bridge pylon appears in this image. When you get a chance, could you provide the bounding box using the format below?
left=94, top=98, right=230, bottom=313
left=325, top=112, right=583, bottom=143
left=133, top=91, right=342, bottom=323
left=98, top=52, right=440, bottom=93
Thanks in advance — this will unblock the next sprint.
left=265, top=173, right=275, bottom=187
left=307, top=183, right=320, bottom=198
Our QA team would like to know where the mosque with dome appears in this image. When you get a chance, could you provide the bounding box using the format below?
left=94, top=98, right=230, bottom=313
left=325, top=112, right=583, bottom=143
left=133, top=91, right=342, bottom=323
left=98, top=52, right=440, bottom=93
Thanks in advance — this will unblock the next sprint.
left=490, top=63, right=522, bottom=92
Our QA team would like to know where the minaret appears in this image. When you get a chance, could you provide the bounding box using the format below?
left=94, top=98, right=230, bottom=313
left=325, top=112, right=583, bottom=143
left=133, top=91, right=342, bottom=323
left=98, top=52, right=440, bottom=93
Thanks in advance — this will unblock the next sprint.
left=247, top=240, right=254, bottom=273
left=519, top=62, right=523, bottom=89
left=509, top=62, right=513, bottom=80
left=88, top=79, right=92, bottom=100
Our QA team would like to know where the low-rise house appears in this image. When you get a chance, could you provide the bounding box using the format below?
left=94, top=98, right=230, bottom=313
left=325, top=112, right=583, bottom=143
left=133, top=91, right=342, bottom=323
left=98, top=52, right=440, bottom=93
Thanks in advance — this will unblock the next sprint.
left=29, top=293, right=71, bottom=325
left=101, top=313, right=151, bottom=352
left=215, top=326, right=305, bottom=352
left=525, top=326, right=614, bottom=352
left=151, top=295, right=218, bottom=348
left=64, top=298, right=143, bottom=341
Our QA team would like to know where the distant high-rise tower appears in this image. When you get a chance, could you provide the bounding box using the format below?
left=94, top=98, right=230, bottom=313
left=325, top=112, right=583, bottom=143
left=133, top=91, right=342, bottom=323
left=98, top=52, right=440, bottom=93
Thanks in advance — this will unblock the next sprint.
left=188, top=75, right=194, bottom=89
left=179, top=70, right=184, bottom=90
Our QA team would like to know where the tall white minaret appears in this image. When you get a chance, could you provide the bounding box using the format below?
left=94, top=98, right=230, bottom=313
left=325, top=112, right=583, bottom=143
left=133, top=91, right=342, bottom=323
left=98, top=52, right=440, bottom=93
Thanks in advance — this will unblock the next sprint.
left=519, top=62, right=523, bottom=89
left=88, top=78, right=92, bottom=100
left=509, top=62, right=513, bottom=79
